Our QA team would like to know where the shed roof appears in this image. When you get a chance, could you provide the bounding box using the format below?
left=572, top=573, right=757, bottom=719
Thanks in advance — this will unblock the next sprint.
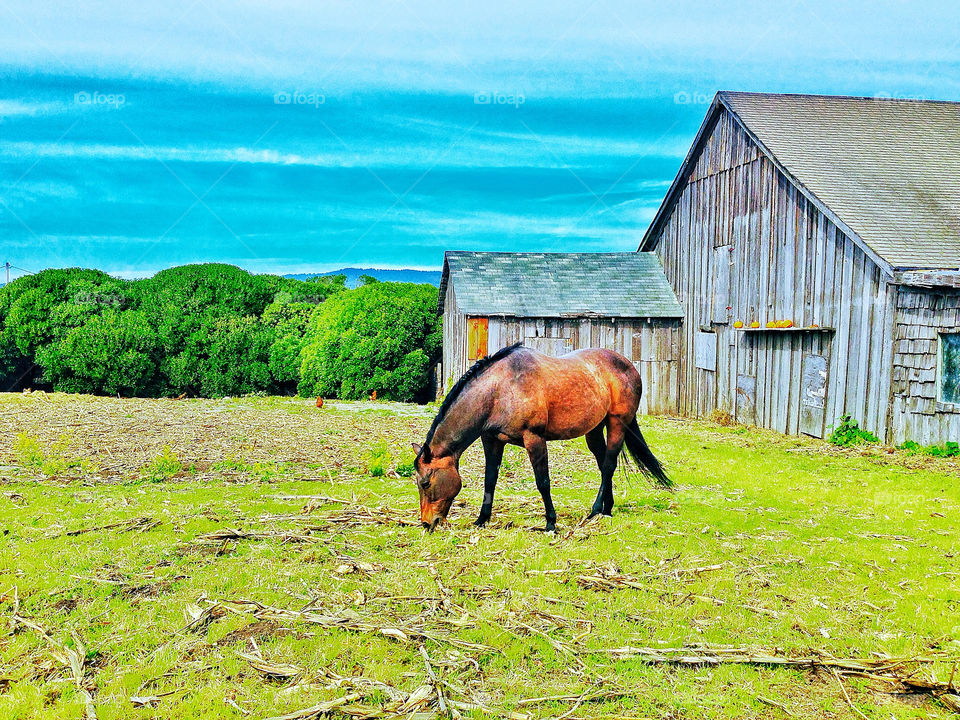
left=439, top=251, right=683, bottom=318
left=642, top=91, right=960, bottom=270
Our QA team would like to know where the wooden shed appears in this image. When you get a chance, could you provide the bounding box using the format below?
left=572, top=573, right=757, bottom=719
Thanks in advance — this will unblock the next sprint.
left=641, top=91, right=960, bottom=444
left=437, top=251, right=684, bottom=414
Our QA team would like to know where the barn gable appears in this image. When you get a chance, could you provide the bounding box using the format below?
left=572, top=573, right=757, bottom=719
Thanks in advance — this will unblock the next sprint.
left=642, top=92, right=960, bottom=271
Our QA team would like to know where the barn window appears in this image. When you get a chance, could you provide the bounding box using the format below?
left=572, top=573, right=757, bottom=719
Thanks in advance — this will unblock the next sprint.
left=711, top=246, right=732, bottom=323
left=694, top=331, right=717, bottom=372
left=939, top=333, right=960, bottom=404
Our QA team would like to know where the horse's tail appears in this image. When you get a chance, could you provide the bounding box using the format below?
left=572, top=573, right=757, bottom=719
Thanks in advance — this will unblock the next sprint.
left=622, top=417, right=673, bottom=489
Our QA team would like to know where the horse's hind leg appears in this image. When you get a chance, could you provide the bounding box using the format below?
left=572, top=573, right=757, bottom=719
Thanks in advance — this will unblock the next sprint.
left=585, top=424, right=608, bottom=518
left=591, top=417, right=626, bottom=517
left=523, top=432, right=556, bottom=532
left=585, top=424, right=606, bottom=466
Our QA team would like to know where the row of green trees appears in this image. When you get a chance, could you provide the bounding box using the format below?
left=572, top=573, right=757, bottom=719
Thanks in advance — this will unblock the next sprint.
left=0, top=264, right=442, bottom=402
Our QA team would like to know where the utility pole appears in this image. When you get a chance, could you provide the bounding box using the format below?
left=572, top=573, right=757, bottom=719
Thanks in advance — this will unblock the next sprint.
left=3, top=262, right=8, bottom=285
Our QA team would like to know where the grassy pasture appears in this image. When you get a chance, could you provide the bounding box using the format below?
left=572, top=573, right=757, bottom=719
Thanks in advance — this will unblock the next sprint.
left=0, top=393, right=958, bottom=719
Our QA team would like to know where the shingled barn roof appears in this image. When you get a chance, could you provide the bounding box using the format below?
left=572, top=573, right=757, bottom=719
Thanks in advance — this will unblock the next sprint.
left=438, top=251, right=683, bottom=318
left=643, top=91, right=960, bottom=270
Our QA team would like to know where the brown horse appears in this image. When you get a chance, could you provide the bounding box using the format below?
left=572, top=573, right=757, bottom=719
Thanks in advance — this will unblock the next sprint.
left=413, top=344, right=671, bottom=531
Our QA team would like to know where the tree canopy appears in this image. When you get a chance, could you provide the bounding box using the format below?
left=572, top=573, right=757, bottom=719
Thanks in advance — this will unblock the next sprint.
left=298, top=281, right=442, bottom=402
left=0, top=265, right=440, bottom=401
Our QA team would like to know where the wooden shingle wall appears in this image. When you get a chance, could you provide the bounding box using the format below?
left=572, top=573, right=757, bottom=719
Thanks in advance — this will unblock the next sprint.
left=650, top=108, right=896, bottom=439
left=890, top=289, right=960, bottom=444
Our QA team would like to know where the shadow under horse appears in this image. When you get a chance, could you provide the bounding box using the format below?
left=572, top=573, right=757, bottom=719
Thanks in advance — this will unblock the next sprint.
left=413, top=343, right=672, bottom=531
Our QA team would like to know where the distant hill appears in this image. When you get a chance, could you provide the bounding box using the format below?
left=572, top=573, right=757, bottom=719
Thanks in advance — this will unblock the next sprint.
left=286, top=267, right=441, bottom=288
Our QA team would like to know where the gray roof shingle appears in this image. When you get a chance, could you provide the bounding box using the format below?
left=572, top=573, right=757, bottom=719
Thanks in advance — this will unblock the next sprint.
left=439, top=251, right=683, bottom=318
left=719, top=92, right=960, bottom=269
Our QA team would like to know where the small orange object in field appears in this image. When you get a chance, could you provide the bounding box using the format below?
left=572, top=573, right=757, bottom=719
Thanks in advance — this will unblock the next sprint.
left=370, top=390, right=377, bottom=401
left=316, top=397, right=324, bottom=408
left=733, top=321, right=743, bottom=328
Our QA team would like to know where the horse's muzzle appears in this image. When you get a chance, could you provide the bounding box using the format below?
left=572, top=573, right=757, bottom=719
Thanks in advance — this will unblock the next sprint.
left=422, top=516, right=442, bottom=532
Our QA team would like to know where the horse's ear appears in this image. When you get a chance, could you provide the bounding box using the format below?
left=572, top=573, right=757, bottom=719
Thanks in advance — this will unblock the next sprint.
left=411, top=443, right=423, bottom=456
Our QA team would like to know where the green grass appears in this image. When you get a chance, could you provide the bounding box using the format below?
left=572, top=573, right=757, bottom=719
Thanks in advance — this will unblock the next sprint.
left=364, top=441, right=393, bottom=477
left=0, top=394, right=958, bottom=719
left=140, top=445, right=184, bottom=482
left=13, top=433, right=98, bottom=477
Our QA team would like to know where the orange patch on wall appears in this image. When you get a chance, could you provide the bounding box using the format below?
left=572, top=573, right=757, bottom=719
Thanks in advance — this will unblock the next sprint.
left=467, top=318, right=488, bottom=361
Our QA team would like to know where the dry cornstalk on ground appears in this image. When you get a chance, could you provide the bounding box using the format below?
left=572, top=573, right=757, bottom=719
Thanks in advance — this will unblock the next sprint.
left=9, top=593, right=99, bottom=720
left=592, top=645, right=960, bottom=711
left=306, top=504, right=422, bottom=528
left=168, top=590, right=548, bottom=719
left=203, top=598, right=499, bottom=655
left=261, top=646, right=536, bottom=720
left=573, top=562, right=726, bottom=591
left=48, top=515, right=160, bottom=538
left=264, top=643, right=960, bottom=719
left=193, top=527, right=322, bottom=544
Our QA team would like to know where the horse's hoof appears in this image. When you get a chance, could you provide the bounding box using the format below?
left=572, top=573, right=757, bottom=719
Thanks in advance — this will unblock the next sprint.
left=473, top=517, right=490, bottom=528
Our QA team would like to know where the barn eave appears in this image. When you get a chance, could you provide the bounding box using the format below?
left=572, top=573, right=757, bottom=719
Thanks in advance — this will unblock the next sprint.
left=437, top=256, right=451, bottom=316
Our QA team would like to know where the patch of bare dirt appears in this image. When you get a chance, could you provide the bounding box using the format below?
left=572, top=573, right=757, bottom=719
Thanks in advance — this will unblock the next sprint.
left=216, top=620, right=293, bottom=646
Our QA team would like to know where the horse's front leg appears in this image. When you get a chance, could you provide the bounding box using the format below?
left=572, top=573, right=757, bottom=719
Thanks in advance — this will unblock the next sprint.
left=475, top=435, right=504, bottom=527
left=524, top=432, right=556, bottom=532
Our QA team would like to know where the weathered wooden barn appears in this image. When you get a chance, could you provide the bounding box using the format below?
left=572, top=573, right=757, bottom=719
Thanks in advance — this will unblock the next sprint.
left=437, top=251, right=683, bottom=414
left=640, top=91, right=960, bottom=444
left=438, top=92, right=960, bottom=445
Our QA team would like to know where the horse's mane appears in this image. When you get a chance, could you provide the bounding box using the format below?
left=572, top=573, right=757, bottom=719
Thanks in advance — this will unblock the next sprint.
left=421, top=343, right=523, bottom=456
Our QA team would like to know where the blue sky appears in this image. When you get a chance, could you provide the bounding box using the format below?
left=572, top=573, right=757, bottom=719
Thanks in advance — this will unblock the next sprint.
left=1, top=1, right=959, bottom=277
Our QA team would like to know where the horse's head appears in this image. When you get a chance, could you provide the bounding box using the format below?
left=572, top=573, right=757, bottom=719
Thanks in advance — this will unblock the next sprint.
left=411, top=443, right=462, bottom=531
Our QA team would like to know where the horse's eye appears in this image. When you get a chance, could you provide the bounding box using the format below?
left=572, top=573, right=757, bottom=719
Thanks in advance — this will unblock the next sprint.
left=419, top=477, right=430, bottom=489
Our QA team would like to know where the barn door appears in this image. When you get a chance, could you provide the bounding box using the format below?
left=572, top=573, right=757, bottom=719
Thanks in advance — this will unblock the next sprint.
left=694, top=331, right=718, bottom=416
left=736, top=374, right=756, bottom=424
left=467, top=317, right=488, bottom=361
left=799, top=354, right=829, bottom=437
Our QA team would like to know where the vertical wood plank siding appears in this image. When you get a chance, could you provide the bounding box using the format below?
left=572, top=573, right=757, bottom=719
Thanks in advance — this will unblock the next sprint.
left=441, top=281, right=465, bottom=392
left=649, top=108, right=895, bottom=440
